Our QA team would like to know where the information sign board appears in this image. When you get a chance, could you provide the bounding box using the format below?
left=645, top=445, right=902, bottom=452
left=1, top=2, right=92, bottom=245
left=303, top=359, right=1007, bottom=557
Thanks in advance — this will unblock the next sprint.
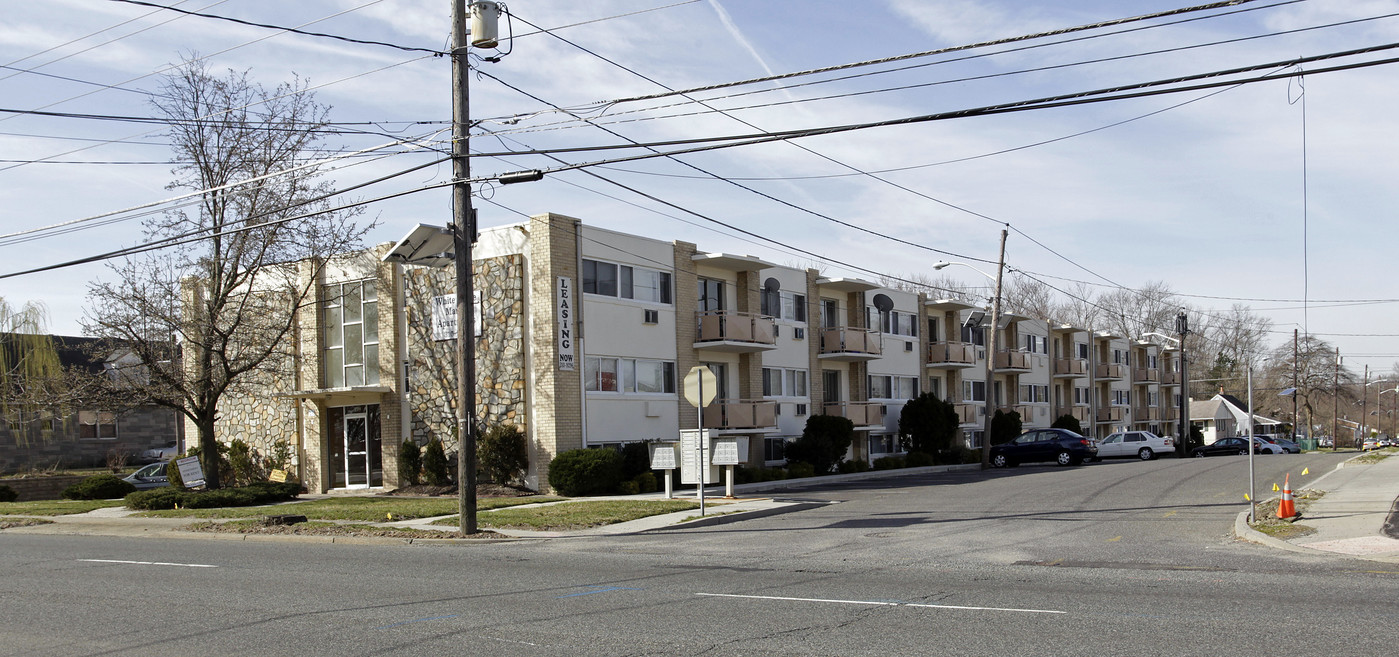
left=176, top=455, right=206, bottom=488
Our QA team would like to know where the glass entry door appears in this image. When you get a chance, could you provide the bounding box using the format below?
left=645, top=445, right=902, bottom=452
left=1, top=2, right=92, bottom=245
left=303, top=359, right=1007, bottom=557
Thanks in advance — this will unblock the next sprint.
left=329, top=404, right=383, bottom=489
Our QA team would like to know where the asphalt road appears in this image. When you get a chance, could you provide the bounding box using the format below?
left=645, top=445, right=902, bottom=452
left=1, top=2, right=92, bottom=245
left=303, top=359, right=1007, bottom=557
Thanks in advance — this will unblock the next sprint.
left=3, top=450, right=1394, bottom=657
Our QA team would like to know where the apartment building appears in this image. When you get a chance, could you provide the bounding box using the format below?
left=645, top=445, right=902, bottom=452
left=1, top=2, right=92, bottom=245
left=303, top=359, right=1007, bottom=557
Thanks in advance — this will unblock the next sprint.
left=193, top=212, right=1181, bottom=493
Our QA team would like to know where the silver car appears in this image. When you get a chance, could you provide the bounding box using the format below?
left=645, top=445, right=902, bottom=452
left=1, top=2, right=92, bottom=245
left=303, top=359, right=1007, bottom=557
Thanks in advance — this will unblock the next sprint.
left=1093, top=431, right=1176, bottom=461
left=122, top=461, right=170, bottom=490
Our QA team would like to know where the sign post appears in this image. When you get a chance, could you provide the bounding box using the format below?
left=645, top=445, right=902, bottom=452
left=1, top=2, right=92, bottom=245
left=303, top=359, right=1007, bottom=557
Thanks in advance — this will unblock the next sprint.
left=682, top=365, right=718, bottom=515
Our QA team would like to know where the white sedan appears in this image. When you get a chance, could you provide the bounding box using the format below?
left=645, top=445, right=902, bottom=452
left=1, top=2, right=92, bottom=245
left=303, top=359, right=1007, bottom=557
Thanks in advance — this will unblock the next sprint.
left=1093, top=431, right=1176, bottom=461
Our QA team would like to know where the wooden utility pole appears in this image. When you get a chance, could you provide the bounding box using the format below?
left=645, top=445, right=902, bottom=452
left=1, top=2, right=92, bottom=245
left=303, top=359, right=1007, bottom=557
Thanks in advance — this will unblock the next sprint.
left=452, top=0, right=479, bottom=534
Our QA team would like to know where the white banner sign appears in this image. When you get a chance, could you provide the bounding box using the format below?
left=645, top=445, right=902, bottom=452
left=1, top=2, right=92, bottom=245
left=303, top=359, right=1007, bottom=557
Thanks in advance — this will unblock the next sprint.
left=431, top=292, right=482, bottom=341
left=557, top=277, right=576, bottom=371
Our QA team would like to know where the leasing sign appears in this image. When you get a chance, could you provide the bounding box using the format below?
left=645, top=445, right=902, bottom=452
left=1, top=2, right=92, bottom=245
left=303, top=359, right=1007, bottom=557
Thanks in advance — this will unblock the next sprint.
left=557, top=277, right=575, bottom=370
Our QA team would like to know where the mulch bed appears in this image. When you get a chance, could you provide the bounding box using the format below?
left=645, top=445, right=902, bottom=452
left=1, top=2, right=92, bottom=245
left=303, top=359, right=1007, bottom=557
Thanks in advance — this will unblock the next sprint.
left=0, top=518, right=55, bottom=530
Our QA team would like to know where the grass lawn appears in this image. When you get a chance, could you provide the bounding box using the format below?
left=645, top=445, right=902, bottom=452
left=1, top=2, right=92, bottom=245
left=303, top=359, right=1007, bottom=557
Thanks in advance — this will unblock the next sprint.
left=433, top=499, right=702, bottom=531
left=137, top=495, right=560, bottom=521
left=0, top=499, right=128, bottom=516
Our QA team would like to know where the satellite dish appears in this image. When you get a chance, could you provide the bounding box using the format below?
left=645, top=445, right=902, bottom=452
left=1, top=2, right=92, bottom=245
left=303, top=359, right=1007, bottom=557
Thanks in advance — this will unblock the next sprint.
left=964, top=311, right=986, bottom=328
left=763, top=277, right=781, bottom=292
left=872, top=293, right=894, bottom=313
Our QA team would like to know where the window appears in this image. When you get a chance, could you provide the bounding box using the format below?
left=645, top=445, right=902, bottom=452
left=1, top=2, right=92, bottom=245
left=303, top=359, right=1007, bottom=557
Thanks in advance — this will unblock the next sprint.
left=927, top=318, right=940, bottom=342
left=869, top=434, right=897, bottom=455
left=821, top=299, right=840, bottom=328
left=583, top=259, right=671, bottom=303
left=927, top=376, right=942, bottom=400
left=1074, top=386, right=1091, bottom=404
left=1148, top=391, right=1159, bottom=407
left=765, top=291, right=807, bottom=322
left=765, top=437, right=787, bottom=462
left=962, top=380, right=987, bottom=403
left=763, top=368, right=808, bottom=397
left=324, top=280, right=379, bottom=388
left=871, top=308, right=918, bottom=337
left=1076, top=342, right=1089, bottom=359
left=698, top=278, right=725, bottom=312
left=1112, top=390, right=1131, bottom=406
left=966, top=430, right=985, bottom=449
left=78, top=410, right=117, bottom=440
left=585, top=357, right=675, bottom=394
left=1024, top=335, right=1047, bottom=354
left=961, top=324, right=985, bottom=346
left=1018, top=384, right=1049, bottom=403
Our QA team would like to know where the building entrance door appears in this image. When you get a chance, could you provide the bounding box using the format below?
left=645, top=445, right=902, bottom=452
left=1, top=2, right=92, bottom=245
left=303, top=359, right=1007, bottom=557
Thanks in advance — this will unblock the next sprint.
left=329, top=404, right=382, bottom=489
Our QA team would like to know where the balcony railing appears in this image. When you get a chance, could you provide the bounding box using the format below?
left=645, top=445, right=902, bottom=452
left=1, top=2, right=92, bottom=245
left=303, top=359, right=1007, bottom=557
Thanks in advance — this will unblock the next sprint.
left=822, top=401, right=885, bottom=427
left=1067, top=405, right=1092, bottom=423
left=1161, top=407, right=1179, bottom=421
left=695, top=311, right=776, bottom=352
left=994, top=349, right=1032, bottom=371
left=1053, top=357, right=1089, bottom=378
left=1132, top=368, right=1160, bottom=384
left=1096, top=363, right=1126, bottom=380
left=998, top=404, right=1040, bottom=423
left=1096, top=406, right=1127, bottom=422
left=1133, top=406, right=1161, bottom=421
left=954, top=403, right=979, bottom=425
left=818, top=326, right=882, bottom=360
left=927, top=341, right=977, bottom=368
left=1161, top=371, right=1181, bottom=385
left=702, top=399, right=778, bottom=430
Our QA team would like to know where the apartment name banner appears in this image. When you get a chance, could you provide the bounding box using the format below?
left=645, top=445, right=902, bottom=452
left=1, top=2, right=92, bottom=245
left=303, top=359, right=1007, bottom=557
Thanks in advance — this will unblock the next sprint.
left=557, top=277, right=575, bottom=371
left=431, top=292, right=482, bottom=341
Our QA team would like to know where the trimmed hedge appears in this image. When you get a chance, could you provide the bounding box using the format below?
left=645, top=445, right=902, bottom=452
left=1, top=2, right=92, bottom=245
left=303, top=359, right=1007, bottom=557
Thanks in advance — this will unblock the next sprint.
left=124, top=481, right=302, bottom=510
left=548, top=448, right=623, bottom=496
left=62, top=474, right=137, bottom=500
left=0, top=484, right=16, bottom=503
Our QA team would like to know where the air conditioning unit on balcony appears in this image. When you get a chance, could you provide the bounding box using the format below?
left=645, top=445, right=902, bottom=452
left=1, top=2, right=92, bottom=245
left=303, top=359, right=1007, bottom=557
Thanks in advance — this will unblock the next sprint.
left=905, top=341, right=913, bottom=352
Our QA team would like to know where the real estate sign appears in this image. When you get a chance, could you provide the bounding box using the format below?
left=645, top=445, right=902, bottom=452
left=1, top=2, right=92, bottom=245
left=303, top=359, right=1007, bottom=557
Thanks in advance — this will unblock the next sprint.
left=557, top=277, right=575, bottom=371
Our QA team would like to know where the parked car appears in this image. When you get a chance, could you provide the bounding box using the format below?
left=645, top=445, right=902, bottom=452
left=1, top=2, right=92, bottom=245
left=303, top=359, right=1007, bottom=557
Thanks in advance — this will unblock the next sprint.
left=1191, top=437, right=1282, bottom=457
left=139, top=440, right=179, bottom=463
left=1093, top=431, right=1175, bottom=460
left=122, top=461, right=170, bottom=490
left=1261, top=436, right=1301, bottom=453
left=1362, top=438, right=1381, bottom=451
left=990, top=428, right=1097, bottom=467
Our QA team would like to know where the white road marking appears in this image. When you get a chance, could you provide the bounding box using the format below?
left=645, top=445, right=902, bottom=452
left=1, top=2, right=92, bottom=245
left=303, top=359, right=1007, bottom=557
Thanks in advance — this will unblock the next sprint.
left=695, top=592, right=1064, bottom=614
left=80, top=559, right=218, bottom=568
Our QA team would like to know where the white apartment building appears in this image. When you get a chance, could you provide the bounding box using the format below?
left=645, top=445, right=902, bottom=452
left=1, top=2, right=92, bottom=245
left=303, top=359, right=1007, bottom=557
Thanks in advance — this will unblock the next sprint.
left=194, top=212, right=1181, bottom=493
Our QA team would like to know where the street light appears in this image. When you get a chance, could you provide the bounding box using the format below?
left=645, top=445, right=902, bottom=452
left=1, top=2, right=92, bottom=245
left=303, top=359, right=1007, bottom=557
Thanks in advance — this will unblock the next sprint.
left=1141, top=331, right=1189, bottom=458
left=933, top=227, right=1007, bottom=469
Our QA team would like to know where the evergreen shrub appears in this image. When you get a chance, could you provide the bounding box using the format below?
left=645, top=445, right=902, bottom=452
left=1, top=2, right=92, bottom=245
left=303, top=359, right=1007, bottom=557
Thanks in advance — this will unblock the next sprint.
left=479, top=424, right=529, bottom=485
left=62, top=474, right=136, bottom=500
left=422, top=438, right=451, bottom=486
left=0, top=484, right=17, bottom=503
left=398, top=439, right=421, bottom=486
left=547, top=448, right=623, bottom=496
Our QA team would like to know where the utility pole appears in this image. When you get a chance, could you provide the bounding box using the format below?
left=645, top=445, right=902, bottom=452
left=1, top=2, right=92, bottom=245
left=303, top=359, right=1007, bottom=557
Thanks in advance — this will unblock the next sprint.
left=1332, top=347, right=1340, bottom=450
left=980, top=228, right=1008, bottom=469
left=450, top=0, right=499, bottom=535
left=1176, top=309, right=1190, bottom=457
left=1293, top=329, right=1299, bottom=443
left=1362, top=364, right=1369, bottom=444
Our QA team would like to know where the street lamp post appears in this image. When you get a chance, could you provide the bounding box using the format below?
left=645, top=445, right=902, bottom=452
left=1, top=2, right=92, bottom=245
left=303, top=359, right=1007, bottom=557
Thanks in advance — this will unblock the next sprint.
left=932, top=228, right=1007, bottom=469
left=1141, top=330, right=1186, bottom=457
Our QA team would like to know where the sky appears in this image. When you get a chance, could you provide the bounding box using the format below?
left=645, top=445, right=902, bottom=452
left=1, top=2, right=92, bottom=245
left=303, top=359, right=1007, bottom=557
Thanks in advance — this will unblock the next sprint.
left=2, top=0, right=1398, bottom=379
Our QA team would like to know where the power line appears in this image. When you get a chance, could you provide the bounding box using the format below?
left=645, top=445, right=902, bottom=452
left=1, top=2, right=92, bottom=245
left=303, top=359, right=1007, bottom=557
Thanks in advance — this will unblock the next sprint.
left=104, top=0, right=442, bottom=54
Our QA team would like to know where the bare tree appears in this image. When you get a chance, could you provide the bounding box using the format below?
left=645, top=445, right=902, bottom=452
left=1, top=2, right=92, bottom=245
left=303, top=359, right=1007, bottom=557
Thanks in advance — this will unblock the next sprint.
left=1263, top=335, right=1356, bottom=441
left=1051, top=281, right=1103, bottom=330
left=83, top=58, right=370, bottom=488
left=1095, top=280, right=1180, bottom=340
left=1000, top=274, right=1055, bottom=321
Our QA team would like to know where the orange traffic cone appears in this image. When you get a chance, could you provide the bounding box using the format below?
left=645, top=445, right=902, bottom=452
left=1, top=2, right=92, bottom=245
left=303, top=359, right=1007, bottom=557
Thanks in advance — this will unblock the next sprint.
left=1276, top=473, right=1298, bottom=520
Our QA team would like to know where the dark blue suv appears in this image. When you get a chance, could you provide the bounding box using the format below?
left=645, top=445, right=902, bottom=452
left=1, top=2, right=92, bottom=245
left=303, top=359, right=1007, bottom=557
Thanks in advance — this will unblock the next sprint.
left=990, top=428, right=1097, bottom=467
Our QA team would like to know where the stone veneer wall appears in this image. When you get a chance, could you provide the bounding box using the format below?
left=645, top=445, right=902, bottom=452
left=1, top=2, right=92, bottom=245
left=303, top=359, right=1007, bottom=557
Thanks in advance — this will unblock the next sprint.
left=401, top=254, right=527, bottom=461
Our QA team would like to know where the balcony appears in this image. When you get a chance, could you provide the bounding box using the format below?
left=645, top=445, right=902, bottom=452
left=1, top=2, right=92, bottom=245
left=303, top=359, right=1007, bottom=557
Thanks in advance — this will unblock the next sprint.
left=999, top=404, right=1041, bottom=424
left=1066, top=405, right=1092, bottom=424
left=994, top=349, right=1032, bottom=372
left=1096, top=363, right=1126, bottom=380
left=1161, top=407, right=1179, bottom=421
left=1133, top=406, right=1161, bottom=421
left=1132, top=368, right=1160, bottom=384
left=954, top=403, right=979, bottom=425
left=818, top=326, right=882, bottom=361
left=1053, top=357, right=1089, bottom=378
left=1096, top=406, right=1127, bottom=423
left=694, top=311, right=777, bottom=353
left=927, top=341, right=977, bottom=369
left=702, top=399, right=778, bottom=430
left=1161, top=371, right=1181, bottom=386
left=822, top=401, right=885, bottom=428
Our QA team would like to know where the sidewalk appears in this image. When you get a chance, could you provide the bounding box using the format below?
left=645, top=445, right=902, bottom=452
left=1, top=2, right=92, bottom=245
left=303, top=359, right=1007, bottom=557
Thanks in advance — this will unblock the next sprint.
left=1235, top=451, right=1399, bottom=563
